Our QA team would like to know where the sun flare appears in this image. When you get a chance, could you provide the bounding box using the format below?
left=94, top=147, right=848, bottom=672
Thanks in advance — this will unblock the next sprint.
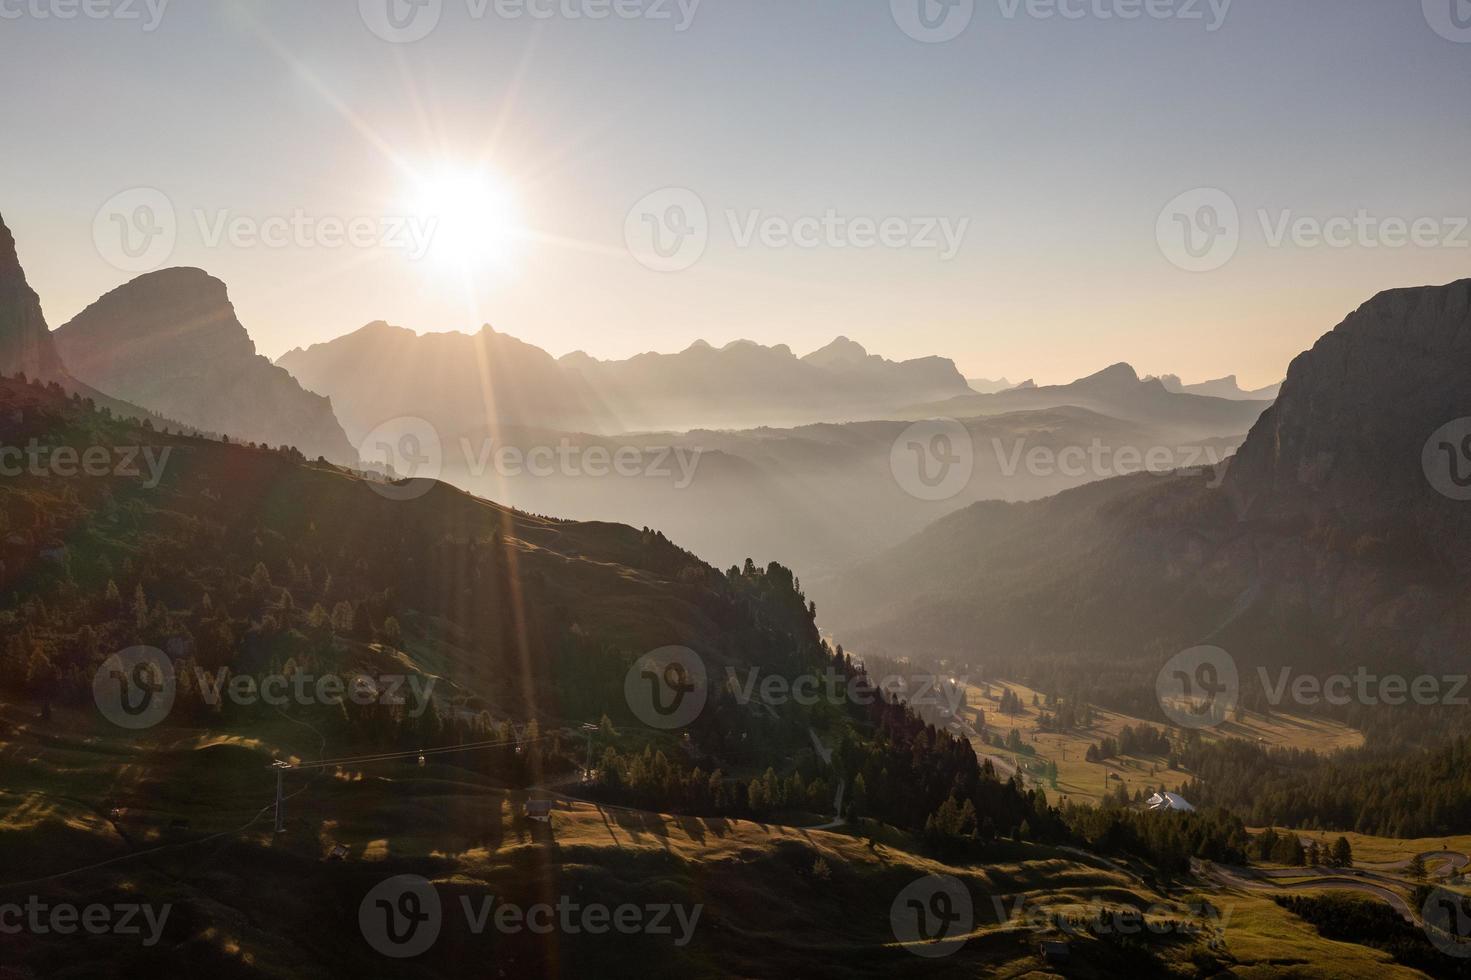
left=406, top=166, right=523, bottom=278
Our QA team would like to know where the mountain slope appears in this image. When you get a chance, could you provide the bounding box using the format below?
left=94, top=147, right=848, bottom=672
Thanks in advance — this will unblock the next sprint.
left=1157, top=373, right=1282, bottom=401
left=278, top=321, right=611, bottom=442
left=278, top=327, right=973, bottom=439
left=565, top=336, right=971, bottom=431
left=905, top=362, right=1270, bottom=442
left=53, top=268, right=357, bottom=464
left=0, top=214, right=67, bottom=381
left=827, top=280, right=1471, bottom=678
left=0, top=212, right=193, bottom=429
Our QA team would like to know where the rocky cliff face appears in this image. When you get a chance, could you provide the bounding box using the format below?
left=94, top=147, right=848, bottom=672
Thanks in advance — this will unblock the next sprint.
left=0, top=214, right=68, bottom=381
left=54, top=268, right=356, bottom=463
left=1226, top=279, right=1471, bottom=542
left=828, top=280, right=1471, bottom=674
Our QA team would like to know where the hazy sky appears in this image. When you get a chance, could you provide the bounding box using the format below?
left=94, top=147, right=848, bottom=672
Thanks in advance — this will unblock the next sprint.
left=4, top=0, right=1470, bottom=388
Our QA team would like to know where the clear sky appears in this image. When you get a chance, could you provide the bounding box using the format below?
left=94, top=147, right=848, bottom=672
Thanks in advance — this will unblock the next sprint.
left=3, top=0, right=1470, bottom=388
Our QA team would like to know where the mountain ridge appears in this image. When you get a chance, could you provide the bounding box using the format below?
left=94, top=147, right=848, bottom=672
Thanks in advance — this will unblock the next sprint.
left=826, top=279, right=1471, bottom=678
left=53, top=267, right=357, bottom=464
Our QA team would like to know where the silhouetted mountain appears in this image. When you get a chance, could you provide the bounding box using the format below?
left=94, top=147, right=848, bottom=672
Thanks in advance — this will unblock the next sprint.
left=1155, top=373, right=1282, bottom=401
left=279, top=321, right=612, bottom=443
left=564, top=336, right=971, bottom=431
left=905, top=362, right=1270, bottom=442
left=53, top=268, right=357, bottom=463
left=966, top=376, right=1015, bottom=394
left=0, top=214, right=70, bottom=381
left=435, top=407, right=1243, bottom=591
left=0, top=212, right=188, bottom=428
left=828, top=281, right=1471, bottom=679
left=279, top=327, right=973, bottom=439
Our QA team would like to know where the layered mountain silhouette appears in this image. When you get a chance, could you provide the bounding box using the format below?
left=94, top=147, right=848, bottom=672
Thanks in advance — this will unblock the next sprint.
left=278, top=321, right=609, bottom=444
left=0, top=216, right=67, bottom=382
left=438, top=407, right=1244, bottom=591
left=904, top=362, right=1271, bottom=442
left=279, top=327, right=972, bottom=438
left=1155, top=373, right=1282, bottom=401
left=566, top=336, right=969, bottom=431
left=53, top=268, right=356, bottom=464
left=966, top=376, right=1016, bottom=394
left=827, top=280, right=1471, bottom=676
left=0, top=213, right=183, bottom=427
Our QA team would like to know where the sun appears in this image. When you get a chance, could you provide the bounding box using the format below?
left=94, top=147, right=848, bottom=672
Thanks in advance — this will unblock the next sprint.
left=405, top=166, right=523, bottom=278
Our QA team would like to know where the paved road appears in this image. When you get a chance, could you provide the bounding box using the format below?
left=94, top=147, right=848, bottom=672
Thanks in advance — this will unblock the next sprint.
left=1360, top=850, right=1470, bottom=878
left=1199, top=861, right=1416, bottom=923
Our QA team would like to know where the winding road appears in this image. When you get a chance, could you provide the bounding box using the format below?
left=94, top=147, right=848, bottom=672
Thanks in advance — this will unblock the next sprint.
left=1196, top=850, right=1471, bottom=925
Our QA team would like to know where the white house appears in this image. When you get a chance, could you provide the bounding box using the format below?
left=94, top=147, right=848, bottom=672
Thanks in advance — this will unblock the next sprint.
left=1146, top=791, right=1195, bottom=813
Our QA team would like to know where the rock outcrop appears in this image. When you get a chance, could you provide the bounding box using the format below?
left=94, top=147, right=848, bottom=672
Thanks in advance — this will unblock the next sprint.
left=54, top=268, right=356, bottom=463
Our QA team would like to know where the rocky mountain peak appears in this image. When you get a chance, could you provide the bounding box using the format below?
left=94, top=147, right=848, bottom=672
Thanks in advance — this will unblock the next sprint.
left=0, top=212, right=68, bottom=381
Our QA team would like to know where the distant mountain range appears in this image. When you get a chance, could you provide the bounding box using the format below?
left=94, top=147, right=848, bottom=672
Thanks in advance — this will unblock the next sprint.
left=53, top=268, right=356, bottom=464
left=1153, top=373, right=1282, bottom=401
left=904, top=362, right=1272, bottom=443
left=437, top=407, right=1247, bottom=589
left=279, top=326, right=975, bottom=438
left=825, top=279, right=1471, bottom=680
left=966, top=376, right=1017, bottom=394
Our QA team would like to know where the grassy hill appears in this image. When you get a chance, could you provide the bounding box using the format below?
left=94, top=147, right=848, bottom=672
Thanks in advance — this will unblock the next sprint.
left=0, top=699, right=1422, bottom=979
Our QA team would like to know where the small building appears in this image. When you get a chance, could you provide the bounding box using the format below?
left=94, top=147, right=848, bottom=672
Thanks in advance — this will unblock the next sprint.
left=1039, top=940, right=1070, bottom=965
left=526, top=800, right=554, bottom=823
left=1146, top=791, right=1195, bottom=813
